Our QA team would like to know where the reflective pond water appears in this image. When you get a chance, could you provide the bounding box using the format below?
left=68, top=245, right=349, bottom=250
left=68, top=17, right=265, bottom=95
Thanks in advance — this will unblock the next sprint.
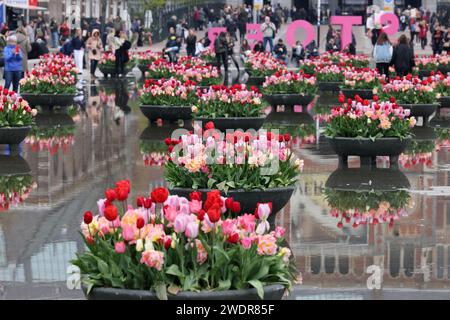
left=1, top=77, right=450, bottom=300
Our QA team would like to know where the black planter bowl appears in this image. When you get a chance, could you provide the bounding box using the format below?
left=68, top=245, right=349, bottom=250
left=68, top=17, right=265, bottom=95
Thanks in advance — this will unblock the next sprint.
left=246, top=76, right=266, bottom=87
left=263, top=94, right=315, bottom=107
left=437, top=65, right=450, bottom=74
left=340, top=88, right=374, bottom=100
left=193, top=115, right=266, bottom=131
left=21, top=93, right=76, bottom=108
left=327, top=136, right=411, bottom=168
left=318, top=81, right=343, bottom=92
left=140, top=123, right=193, bottom=142
left=99, top=64, right=133, bottom=78
left=417, top=70, right=433, bottom=78
left=266, top=111, right=314, bottom=125
left=398, top=103, right=438, bottom=123
left=325, top=167, right=410, bottom=191
left=140, top=105, right=192, bottom=122
left=170, top=187, right=295, bottom=219
left=0, top=126, right=31, bottom=146
left=0, top=155, right=31, bottom=175
left=82, top=284, right=285, bottom=300
left=438, top=96, right=450, bottom=108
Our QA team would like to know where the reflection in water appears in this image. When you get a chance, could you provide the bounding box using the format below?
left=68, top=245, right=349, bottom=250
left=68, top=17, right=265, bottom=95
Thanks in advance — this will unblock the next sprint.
left=0, top=83, right=449, bottom=299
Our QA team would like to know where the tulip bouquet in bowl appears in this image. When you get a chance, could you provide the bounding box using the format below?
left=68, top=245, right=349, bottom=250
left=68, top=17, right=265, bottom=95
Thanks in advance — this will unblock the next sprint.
left=176, top=65, right=222, bottom=87
left=192, top=84, right=265, bottom=118
left=139, top=78, right=198, bottom=106
left=145, top=58, right=177, bottom=79
left=198, top=47, right=216, bottom=65
left=20, top=53, right=78, bottom=94
left=324, top=94, right=416, bottom=140
left=245, top=52, right=285, bottom=78
left=72, top=182, right=297, bottom=300
left=415, top=55, right=439, bottom=72
left=164, top=125, right=303, bottom=192
left=341, top=68, right=385, bottom=90
left=379, top=75, right=437, bottom=105
left=324, top=188, right=412, bottom=229
left=134, top=50, right=162, bottom=68
left=261, top=71, right=318, bottom=95
left=0, top=89, right=36, bottom=128
left=315, top=64, right=346, bottom=82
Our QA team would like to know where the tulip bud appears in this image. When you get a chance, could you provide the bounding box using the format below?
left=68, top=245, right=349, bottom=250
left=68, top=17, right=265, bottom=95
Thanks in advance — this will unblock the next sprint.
left=83, top=211, right=93, bottom=224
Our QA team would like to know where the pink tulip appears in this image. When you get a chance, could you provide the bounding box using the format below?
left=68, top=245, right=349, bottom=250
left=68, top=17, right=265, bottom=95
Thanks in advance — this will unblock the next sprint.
left=115, top=241, right=126, bottom=254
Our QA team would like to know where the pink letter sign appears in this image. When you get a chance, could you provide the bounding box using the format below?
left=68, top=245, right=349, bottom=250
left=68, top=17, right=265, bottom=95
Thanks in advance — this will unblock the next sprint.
left=380, top=12, right=399, bottom=36
left=208, top=27, right=226, bottom=48
left=245, top=23, right=263, bottom=49
left=330, top=16, right=362, bottom=49
left=285, top=20, right=315, bottom=48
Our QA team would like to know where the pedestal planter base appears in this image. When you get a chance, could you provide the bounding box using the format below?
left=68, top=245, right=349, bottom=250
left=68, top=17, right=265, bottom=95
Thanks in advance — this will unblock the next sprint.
left=327, top=136, right=411, bottom=168
left=194, top=115, right=266, bottom=131
left=266, top=111, right=314, bottom=126
left=0, top=155, right=31, bottom=175
left=82, top=284, right=285, bottom=300
left=21, top=93, right=75, bottom=108
left=399, top=104, right=438, bottom=124
left=438, top=96, right=450, bottom=109
left=340, top=89, right=374, bottom=100
left=0, top=127, right=31, bottom=147
left=140, top=105, right=192, bottom=122
left=318, top=81, right=342, bottom=92
left=264, top=94, right=314, bottom=107
left=170, top=187, right=295, bottom=221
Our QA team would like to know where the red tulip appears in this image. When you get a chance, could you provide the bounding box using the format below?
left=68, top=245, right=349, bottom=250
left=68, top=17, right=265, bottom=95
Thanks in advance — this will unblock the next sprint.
left=104, top=205, right=118, bottom=222
left=227, top=233, right=240, bottom=244
left=83, top=211, right=93, bottom=224
left=225, top=198, right=234, bottom=210
left=136, top=217, right=145, bottom=229
left=151, top=187, right=169, bottom=203
left=164, top=236, right=172, bottom=250
left=337, top=221, right=343, bottom=229
left=105, top=188, right=117, bottom=202
left=231, top=201, right=241, bottom=214
left=137, top=196, right=145, bottom=207
left=115, top=187, right=129, bottom=201
left=197, top=209, right=206, bottom=221
left=205, top=121, right=215, bottom=130
left=143, top=198, right=153, bottom=209
left=207, top=208, right=221, bottom=223
left=190, top=191, right=202, bottom=201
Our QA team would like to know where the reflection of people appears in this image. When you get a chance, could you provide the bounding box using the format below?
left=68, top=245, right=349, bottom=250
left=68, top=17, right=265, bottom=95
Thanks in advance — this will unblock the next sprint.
left=114, top=81, right=130, bottom=113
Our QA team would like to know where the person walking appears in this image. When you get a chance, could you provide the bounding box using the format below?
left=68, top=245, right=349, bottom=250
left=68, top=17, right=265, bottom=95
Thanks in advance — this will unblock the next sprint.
left=214, top=32, right=228, bottom=75
left=114, top=31, right=131, bottom=77
left=59, top=18, right=70, bottom=45
left=226, top=32, right=239, bottom=73
left=86, top=29, right=103, bottom=79
left=390, top=35, right=415, bottom=77
left=15, top=26, right=31, bottom=75
left=373, top=32, right=393, bottom=78
left=0, top=27, right=8, bottom=79
left=432, top=24, right=444, bottom=55
left=3, top=35, right=23, bottom=93
left=50, top=18, right=59, bottom=48
left=185, top=28, right=196, bottom=57
left=72, top=28, right=85, bottom=75
left=261, top=16, right=276, bottom=52
left=418, top=20, right=428, bottom=50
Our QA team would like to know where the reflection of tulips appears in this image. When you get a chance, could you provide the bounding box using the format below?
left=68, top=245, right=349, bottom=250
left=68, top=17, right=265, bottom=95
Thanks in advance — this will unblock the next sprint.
left=0, top=175, right=36, bottom=211
left=399, top=140, right=436, bottom=168
left=25, top=126, right=75, bottom=154
left=264, top=123, right=316, bottom=147
left=324, top=188, right=412, bottom=228
left=140, top=141, right=168, bottom=167
left=436, top=128, right=450, bottom=150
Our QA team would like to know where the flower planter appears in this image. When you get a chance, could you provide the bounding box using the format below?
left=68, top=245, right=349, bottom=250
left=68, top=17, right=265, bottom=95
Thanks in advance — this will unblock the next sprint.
left=398, top=103, right=438, bottom=123
left=170, top=186, right=295, bottom=222
left=0, top=127, right=31, bottom=147
left=82, top=283, right=285, bottom=300
left=327, top=136, right=411, bottom=168
left=318, top=81, right=342, bottom=92
left=140, top=105, right=192, bottom=122
left=410, top=126, right=437, bottom=141
left=438, top=96, right=450, bottom=109
left=325, top=167, right=410, bottom=191
left=264, top=94, right=315, bottom=107
left=193, top=115, right=266, bottom=131
left=20, top=93, right=75, bottom=108
left=340, top=88, right=374, bottom=100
